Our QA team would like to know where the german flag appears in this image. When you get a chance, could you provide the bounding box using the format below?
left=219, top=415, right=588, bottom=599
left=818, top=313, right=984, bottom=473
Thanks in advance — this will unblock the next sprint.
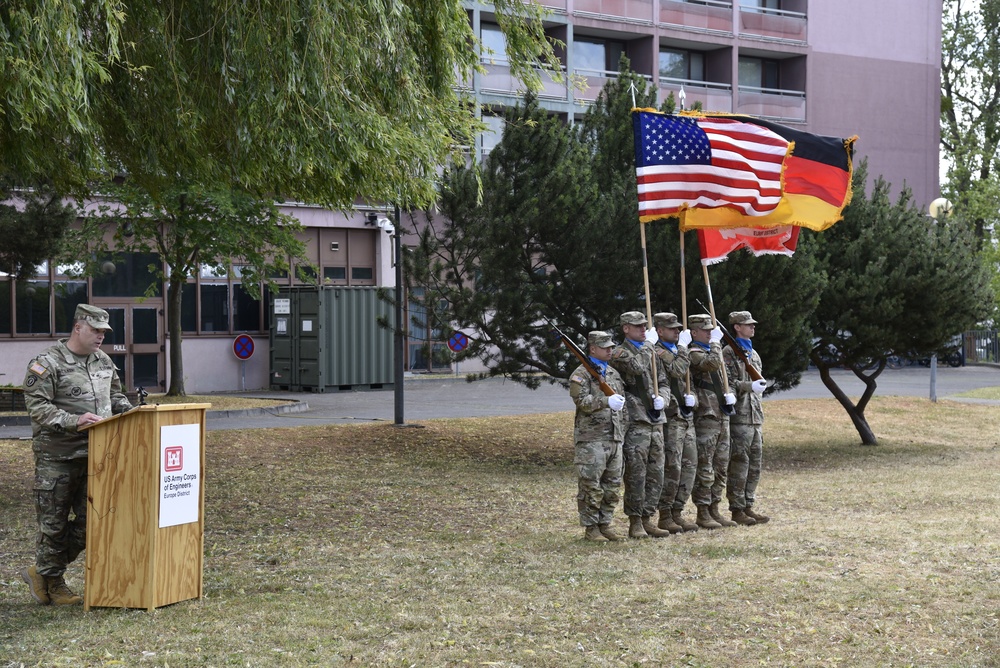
left=677, top=113, right=856, bottom=232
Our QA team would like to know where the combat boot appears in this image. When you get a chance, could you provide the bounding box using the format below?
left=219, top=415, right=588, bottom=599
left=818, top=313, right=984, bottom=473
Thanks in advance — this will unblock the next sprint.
left=696, top=505, right=722, bottom=530
left=710, top=501, right=737, bottom=527
left=598, top=523, right=624, bottom=542
left=672, top=508, right=699, bottom=532
left=46, top=575, right=82, bottom=606
left=585, top=525, right=605, bottom=541
left=657, top=510, right=684, bottom=534
left=642, top=516, right=671, bottom=538
left=628, top=516, right=649, bottom=539
left=745, top=506, right=770, bottom=524
left=730, top=508, right=757, bottom=526
left=20, top=566, right=50, bottom=605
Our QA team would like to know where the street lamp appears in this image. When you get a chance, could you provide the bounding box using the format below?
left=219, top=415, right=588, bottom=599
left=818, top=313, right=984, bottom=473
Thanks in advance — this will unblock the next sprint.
left=926, top=197, right=952, bottom=402
left=367, top=209, right=405, bottom=424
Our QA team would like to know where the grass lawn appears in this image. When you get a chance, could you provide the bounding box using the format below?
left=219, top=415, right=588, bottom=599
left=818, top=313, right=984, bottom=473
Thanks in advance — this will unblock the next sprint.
left=1, top=397, right=999, bottom=666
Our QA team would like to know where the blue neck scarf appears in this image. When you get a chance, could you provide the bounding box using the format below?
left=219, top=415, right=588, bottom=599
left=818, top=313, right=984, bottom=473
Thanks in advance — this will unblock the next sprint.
left=691, top=341, right=711, bottom=351
left=589, top=357, right=608, bottom=376
left=660, top=342, right=678, bottom=354
left=735, top=337, right=753, bottom=353
left=627, top=338, right=644, bottom=350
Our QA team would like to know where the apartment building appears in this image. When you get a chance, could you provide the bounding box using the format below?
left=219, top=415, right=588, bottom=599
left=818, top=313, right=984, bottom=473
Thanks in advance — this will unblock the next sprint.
left=0, top=0, right=942, bottom=392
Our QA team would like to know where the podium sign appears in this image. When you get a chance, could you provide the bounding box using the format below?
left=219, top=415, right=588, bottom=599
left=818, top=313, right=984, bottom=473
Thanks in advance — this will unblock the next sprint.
left=159, top=423, right=201, bottom=528
left=83, top=403, right=210, bottom=611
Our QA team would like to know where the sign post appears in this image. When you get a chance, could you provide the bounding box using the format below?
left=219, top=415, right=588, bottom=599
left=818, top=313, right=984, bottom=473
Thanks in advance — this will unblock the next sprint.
left=447, top=331, right=470, bottom=375
left=232, top=334, right=255, bottom=391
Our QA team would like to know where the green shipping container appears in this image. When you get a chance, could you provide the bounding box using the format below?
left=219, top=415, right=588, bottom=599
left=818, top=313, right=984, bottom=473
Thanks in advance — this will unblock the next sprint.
left=269, top=286, right=394, bottom=391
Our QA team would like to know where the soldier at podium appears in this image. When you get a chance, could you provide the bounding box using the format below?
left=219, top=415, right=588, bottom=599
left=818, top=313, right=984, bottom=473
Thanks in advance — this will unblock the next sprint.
left=20, top=304, right=133, bottom=605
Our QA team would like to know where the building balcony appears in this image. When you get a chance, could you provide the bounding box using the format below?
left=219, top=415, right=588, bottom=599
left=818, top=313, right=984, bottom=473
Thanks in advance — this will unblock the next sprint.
left=738, top=6, right=807, bottom=43
left=538, top=0, right=568, bottom=13
left=574, top=0, right=655, bottom=25
left=478, top=62, right=569, bottom=102
left=659, top=0, right=735, bottom=34
left=659, top=77, right=733, bottom=113
left=737, top=85, right=805, bottom=122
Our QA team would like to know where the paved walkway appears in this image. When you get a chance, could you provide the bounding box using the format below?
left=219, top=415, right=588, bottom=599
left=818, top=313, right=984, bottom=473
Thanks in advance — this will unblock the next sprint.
left=2, top=365, right=998, bottom=438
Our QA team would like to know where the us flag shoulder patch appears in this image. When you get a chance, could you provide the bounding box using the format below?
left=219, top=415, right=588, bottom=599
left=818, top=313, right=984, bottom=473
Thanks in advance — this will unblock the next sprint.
left=29, top=362, right=47, bottom=376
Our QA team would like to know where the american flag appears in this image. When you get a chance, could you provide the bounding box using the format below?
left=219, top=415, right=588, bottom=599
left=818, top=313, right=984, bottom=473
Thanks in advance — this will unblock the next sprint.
left=632, top=111, right=790, bottom=221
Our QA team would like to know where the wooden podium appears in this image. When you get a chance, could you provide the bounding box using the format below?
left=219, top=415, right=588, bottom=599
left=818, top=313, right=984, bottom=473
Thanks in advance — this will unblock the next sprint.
left=83, top=403, right=210, bottom=611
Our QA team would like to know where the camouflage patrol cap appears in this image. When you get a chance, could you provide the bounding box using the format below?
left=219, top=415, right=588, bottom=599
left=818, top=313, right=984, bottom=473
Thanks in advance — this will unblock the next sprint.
left=75, top=304, right=112, bottom=331
left=688, top=313, right=714, bottom=330
left=729, top=311, right=758, bottom=325
left=619, top=311, right=648, bottom=326
left=653, top=312, right=682, bottom=329
left=587, top=331, right=614, bottom=349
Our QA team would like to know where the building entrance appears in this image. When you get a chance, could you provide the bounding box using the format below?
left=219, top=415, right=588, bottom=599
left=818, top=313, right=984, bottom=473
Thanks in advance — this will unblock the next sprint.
left=96, top=302, right=164, bottom=393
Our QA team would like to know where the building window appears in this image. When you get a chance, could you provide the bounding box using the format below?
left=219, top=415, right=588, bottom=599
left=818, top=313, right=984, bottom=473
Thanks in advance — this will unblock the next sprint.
left=351, top=267, right=374, bottom=282
left=481, top=114, right=505, bottom=158
left=233, top=284, right=261, bottom=332
left=323, top=266, right=347, bottom=283
left=181, top=283, right=197, bottom=332
left=741, top=0, right=780, bottom=12
left=53, top=279, right=87, bottom=334
left=739, top=56, right=780, bottom=89
left=92, top=252, right=162, bottom=298
left=0, top=277, right=10, bottom=335
left=200, top=283, right=229, bottom=332
left=573, top=38, right=625, bottom=75
left=480, top=23, right=509, bottom=65
left=16, top=279, right=50, bottom=335
left=659, top=48, right=705, bottom=82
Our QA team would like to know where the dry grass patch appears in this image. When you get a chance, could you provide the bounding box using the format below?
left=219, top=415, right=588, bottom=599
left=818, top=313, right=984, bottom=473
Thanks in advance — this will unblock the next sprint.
left=1, top=399, right=999, bottom=666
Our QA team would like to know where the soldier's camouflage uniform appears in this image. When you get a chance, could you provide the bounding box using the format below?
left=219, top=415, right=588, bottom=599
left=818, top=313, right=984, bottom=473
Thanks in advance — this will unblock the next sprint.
left=689, top=340, right=730, bottom=507
left=569, top=362, right=626, bottom=527
left=723, top=341, right=764, bottom=511
left=23, top=341, right=131, bottom=577
left=654, top=341, right=697, bottom=515
left=610, top=340, right=670, bottom=519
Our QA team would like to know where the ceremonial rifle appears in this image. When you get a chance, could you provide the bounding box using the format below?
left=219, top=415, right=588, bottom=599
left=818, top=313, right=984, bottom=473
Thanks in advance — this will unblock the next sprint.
left=546, top=319, right=616, bottom=397
left=695, top=299, right=764, bottom=382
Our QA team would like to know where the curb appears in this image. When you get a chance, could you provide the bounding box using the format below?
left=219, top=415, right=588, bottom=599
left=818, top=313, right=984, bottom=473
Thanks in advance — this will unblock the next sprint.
left=0, top=400, right=310, bottom=428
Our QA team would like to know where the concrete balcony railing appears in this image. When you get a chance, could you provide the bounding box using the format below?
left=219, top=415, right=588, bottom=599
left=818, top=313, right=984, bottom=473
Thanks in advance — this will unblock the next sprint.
left=737, top=85, right=805, bottom=122
left=478, top=61, right=569, bottom=102
left=659, top=0, right=735, bottom=33
left=574, top=0, right=655, bottom=25
left=659, top=78, right=733, bottom=113
left=738, top=6, right=807, bottom=42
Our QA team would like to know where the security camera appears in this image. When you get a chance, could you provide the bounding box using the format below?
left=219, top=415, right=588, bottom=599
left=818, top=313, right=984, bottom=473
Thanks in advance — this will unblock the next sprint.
left=381, top=222, right=395, bottom=236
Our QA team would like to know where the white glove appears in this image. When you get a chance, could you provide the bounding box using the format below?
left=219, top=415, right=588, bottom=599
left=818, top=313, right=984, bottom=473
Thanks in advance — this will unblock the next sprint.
left=678, top=330, right=692, bottom=347
left=652, top=395, right=665, bottom=411
left=710, top=327, right=723, bottom=343
left=684, top=394, right=696, bottom=408
left=608, top=394, right=626, bottom=412
left=724, top=392, right=736, bottom=406
left=644, top=327, right=658, bottom=345
left=751, top=378, right=767, bottom=394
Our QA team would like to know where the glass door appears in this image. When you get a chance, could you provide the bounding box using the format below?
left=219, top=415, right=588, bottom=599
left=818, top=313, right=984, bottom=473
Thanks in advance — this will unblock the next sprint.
left=96, top=303, right=164, bottom=393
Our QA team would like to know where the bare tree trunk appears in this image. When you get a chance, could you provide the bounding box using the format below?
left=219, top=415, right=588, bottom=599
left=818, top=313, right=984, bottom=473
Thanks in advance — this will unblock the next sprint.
left=810, top=352, right=879, bottom=445
left=166, top=277, right=186, bottom=396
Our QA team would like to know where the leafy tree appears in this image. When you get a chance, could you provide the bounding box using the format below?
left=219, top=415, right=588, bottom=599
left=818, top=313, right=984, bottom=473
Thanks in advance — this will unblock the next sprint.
left=408, top=93, right=620, bottom=387
left=808, top=161, right=991, bottom=444
left=3, top=1, right=559, bottom=208
left=941, top=0, right=1000, bottom=246
left=0, top=186, right=78, bottom=279
left=70, top=185, right=307, bottom=396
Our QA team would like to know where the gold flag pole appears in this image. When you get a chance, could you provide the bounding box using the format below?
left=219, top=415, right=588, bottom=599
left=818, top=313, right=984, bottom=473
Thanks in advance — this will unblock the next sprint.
left=701, top=261, right=731, bottom=391
left=679, top=227, right=691, bottom=394
left=640, top=221, right=659, bottom=398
